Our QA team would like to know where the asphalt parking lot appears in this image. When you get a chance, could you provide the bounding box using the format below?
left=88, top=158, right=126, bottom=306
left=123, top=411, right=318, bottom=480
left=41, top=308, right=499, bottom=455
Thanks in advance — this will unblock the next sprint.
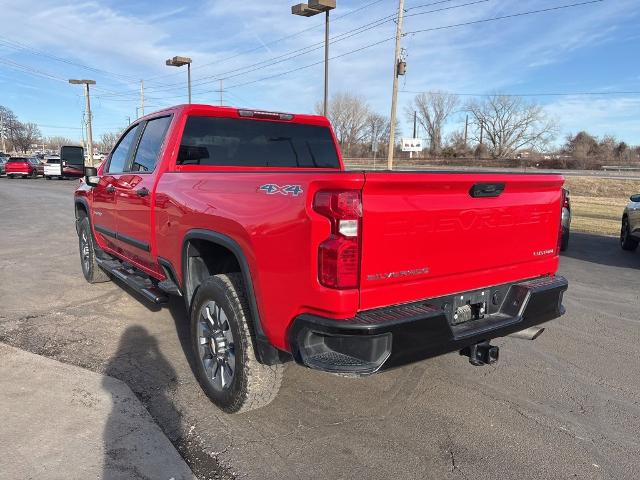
left=1, top=178, right=640, bottom=480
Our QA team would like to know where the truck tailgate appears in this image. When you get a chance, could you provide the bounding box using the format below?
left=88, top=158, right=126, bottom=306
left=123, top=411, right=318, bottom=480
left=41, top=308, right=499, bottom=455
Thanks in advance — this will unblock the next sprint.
left=359, top=172, right=564, bottom=311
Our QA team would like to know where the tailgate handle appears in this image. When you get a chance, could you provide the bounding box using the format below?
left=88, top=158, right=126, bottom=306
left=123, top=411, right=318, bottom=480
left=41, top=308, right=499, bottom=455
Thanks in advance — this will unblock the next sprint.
left=470, top=183, right=505, bottom=198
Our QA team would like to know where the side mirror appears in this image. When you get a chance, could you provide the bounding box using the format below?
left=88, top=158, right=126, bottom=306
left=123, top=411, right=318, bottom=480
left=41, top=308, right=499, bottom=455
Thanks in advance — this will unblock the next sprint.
left=85, top=166, right=100, bottom=187
left=630, top=194, right=640, bottom=203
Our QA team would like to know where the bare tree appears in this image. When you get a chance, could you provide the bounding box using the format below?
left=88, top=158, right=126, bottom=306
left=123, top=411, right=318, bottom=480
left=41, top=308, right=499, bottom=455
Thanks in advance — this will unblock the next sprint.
left=44, top=136, right=75, bottom=151
left=12, top=122, right=42, bottom=153
left=0, top=105, right=21, bottom=152
left=97, top=131, right=121, bottom=153
left=445, top=129, right=470, bottom=157
left=466, top=95, right=557, bottom=159
left=408, top=91, right=459, bottom=155
left=364, top=113, right=390, bottom=157
left=316, top=92, right=371, bottom=157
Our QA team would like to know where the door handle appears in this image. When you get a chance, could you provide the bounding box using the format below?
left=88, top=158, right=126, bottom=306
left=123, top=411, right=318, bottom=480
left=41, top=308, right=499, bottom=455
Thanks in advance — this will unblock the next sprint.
left=106, top=186, right=115, bottom=193
left=136, top=187, right=150, bottom=197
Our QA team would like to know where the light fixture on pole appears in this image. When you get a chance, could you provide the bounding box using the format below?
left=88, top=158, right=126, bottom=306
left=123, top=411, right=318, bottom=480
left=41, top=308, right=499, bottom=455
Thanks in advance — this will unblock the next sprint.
left=165, top=56, right=193, bottom=104
left=291, top=0, right=336, bottom=117
left=69, top=79, right=96, bottom=167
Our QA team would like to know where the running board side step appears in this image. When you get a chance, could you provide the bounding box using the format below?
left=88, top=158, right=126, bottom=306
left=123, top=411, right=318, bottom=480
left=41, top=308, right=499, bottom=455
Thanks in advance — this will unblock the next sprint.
left=96, top=257, right=169, bottom=305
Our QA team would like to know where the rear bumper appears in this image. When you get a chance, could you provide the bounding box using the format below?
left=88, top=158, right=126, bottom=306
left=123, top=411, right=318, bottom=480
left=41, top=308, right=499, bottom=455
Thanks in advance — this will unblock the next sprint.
left=288, top=275, right=568, bottom=375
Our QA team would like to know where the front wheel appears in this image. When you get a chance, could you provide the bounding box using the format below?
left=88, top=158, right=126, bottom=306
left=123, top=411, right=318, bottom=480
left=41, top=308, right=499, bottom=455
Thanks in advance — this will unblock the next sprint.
left=190, top=273, right=283, bottom=413
left=78, top=216, right=110, bottom=283
left=620, top=216, right=639, bottom=251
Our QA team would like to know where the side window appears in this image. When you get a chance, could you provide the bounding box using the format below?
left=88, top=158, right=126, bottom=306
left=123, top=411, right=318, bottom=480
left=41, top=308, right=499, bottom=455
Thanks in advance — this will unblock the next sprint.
left=107, top=126, right=139, bottom=173
left=130, top=116, right=172, bottom=172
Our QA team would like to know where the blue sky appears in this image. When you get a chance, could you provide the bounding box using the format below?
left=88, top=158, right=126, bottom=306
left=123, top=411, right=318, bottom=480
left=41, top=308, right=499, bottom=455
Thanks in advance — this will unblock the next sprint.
left=0, top=0, right=638, bottom=146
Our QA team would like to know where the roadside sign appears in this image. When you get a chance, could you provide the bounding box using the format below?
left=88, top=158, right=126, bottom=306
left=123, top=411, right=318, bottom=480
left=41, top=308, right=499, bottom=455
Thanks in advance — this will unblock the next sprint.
left=401, top=138, right=423, bottom=152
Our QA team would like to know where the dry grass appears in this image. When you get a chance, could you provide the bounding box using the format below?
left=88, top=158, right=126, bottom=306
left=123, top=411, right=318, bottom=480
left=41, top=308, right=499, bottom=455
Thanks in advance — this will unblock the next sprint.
left=564, top=177, right=637, bottom=236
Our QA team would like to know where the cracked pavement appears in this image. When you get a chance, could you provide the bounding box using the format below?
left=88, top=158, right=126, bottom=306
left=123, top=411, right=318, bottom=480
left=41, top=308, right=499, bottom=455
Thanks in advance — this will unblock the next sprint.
left=1, top=178, right=640, bottom=479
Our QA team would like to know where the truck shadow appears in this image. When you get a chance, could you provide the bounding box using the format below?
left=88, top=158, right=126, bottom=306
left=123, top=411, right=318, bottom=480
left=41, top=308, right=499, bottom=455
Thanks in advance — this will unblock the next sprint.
left=102, top=325, right=183, bottom=479
left=562, top=232, right=640, bottom=269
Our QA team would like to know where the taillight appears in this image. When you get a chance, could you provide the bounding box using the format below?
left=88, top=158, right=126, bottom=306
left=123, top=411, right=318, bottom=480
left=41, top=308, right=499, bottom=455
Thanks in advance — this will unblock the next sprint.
left=314, top=190, right=362, bottom=289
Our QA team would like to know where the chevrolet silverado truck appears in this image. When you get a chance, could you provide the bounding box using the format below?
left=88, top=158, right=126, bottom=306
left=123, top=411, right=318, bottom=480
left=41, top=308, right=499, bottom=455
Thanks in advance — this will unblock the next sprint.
left=75, top=104, right=568, bottom=413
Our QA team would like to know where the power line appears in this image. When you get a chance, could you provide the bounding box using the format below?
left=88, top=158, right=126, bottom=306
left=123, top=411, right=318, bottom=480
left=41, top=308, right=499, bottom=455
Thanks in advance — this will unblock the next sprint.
left=97, top=0, right=487, bottom=99
left=217, top=0, right=606, bottom=94
left=0, top=36, right=141, bottom=84
left=400, top=90, right=640, bottom=96
left=406, top=0, right=604, bottom=36
left=143, top=0, right=389, bottom=83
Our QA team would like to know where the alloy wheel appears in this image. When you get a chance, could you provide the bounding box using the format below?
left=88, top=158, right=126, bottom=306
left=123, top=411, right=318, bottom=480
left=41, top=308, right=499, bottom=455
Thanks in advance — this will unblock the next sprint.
left=197, top=301, right=236, bottom=391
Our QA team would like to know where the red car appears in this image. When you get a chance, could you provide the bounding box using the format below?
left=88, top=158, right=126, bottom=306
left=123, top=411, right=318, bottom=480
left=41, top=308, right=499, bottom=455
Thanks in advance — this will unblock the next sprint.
left=75, top=104, right=568, bottom=413
left=5, top=157, right=39, bottom=178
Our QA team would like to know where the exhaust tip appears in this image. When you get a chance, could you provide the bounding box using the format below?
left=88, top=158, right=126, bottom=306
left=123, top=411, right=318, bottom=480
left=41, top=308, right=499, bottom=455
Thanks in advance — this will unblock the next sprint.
left=508, top=327, right=545, bottom=340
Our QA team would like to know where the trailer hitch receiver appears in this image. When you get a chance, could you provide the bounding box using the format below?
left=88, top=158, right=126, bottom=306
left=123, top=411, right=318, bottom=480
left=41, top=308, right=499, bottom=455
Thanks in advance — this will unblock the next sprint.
left=461, top=341, right=499, bottom=366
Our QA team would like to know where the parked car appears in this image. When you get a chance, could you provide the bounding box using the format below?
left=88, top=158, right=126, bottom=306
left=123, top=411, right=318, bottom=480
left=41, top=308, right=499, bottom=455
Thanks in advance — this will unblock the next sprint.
left=0, top=156, right=7, bottom=176
left=621, top=193, right=640, bottom=251
left=560, top=188, right=571, bottom=251
left=75, top=104, right=568, bottom=413
left=28, top=157, right=45, bottom=177
left=44, top=146, right=84, bottom=179
left=44, top=156, right=62, bottom=180
left=5, top=157, right=38, bottom=178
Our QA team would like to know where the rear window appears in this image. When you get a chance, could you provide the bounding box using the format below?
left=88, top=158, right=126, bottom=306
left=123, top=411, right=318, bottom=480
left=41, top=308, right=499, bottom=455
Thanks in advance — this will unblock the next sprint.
left=178, top=116, right=340, bottom=168
left=46, top=158, right=61, bottom=164
left=8, top=158, right=27, bottom=163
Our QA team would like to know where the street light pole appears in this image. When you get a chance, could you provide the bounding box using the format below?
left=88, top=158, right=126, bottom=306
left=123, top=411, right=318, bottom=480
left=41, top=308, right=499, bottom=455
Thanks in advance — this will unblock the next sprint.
left=387, top=0, right=405, bottom=170
left=292, top=0, right=336, bottom=117
left=69, top=79, right=96, bottom=167
left=166, top=56, right=193, bottom=104
left=323, top=9, right=329, bottom=117
left=187, top=62, right=192, bottom=104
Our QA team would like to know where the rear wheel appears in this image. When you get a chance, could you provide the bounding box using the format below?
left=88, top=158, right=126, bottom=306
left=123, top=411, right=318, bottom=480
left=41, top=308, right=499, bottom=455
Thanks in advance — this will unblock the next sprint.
left=620, top=216, right=639, bottom=251
left=31, top=170, right=38, bottom=179
left=560, top=228, right=570, bottom=251
left=78, top=216, right=110, bottom=283
left=190, top=273, right=283, bottom=413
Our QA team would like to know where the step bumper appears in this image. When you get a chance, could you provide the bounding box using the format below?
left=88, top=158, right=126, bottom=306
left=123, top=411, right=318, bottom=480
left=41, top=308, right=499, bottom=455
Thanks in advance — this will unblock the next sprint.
left=288, top=275, right=568, bottom=375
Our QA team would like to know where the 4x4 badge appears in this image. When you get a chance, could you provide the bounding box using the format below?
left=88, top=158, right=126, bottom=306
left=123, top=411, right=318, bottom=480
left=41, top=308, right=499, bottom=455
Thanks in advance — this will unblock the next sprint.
left=259, top=184, right=303, bottom=197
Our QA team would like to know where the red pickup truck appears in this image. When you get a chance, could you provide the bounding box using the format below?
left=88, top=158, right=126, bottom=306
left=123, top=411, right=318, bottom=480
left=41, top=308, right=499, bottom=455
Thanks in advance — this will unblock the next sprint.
left=75, top=104, right=568, bottom=413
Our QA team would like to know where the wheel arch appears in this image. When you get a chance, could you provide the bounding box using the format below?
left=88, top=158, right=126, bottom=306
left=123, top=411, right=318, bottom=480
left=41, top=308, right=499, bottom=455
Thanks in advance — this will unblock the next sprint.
left=74, top=197, right=91, bottom=235
left=182, top=229, right=284, bottom=365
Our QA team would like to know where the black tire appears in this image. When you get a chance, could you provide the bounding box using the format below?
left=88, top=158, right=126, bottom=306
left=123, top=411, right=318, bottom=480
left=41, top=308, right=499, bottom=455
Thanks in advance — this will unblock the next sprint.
left=58, top=176, right=63, bottom=180
left=190, top=273, right=283, bottom=413
left=22, top=175, right=27, bottom=179
left=560, top=228, right=569, bottom=251
left=620, top=216, right=639, bottom=251
left=45, top=176, right=51, bottom=180
left=78, top=216, right=110, bottom=283
left=31, top=170, right=38, bottom=179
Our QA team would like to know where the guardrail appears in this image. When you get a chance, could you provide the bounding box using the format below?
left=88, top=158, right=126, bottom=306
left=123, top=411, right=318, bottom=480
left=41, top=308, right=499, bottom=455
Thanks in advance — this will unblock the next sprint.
left=601, top=166, right=640, bottom=171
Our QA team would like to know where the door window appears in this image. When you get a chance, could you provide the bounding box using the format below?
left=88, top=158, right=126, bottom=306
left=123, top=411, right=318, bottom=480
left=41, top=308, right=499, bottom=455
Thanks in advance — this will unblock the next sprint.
left=130, top=116, right=172, bottom=172
left=107, top=126, right=139, bottom=173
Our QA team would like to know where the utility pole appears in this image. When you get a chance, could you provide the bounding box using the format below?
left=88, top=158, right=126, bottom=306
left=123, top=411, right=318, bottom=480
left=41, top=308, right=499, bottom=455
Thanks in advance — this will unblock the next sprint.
left=219, top=80, right=223, bottom=106
left=412, top=111, right=417, bottom=138
left=126, top=116, right=131, bottom=125
left=464, top=114, right=468, bottom=146
left=69, top=79, right=96, bottom=167
left=0, top=112, right=6, bottom=153
left=387, top=0, right=405, bottom=170
left=140, top=80, right=145, bottom=117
